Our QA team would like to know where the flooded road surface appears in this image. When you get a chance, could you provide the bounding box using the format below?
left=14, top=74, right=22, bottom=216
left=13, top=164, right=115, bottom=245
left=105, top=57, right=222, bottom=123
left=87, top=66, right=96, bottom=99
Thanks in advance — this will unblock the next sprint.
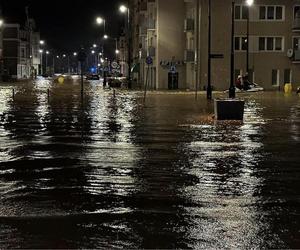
left=0, top=78, right=299, bottom=249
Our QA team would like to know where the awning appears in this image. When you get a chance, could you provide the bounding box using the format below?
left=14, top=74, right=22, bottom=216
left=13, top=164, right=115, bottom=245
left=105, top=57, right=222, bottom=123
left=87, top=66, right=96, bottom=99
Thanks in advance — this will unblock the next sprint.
left=131, top=63, right=140, bottom=73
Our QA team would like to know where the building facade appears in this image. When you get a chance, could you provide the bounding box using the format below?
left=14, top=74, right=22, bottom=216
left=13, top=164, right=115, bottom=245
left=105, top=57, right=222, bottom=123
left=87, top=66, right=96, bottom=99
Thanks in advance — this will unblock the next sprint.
left=130, top=0, right=300, bottom=91
left=2, top=21, right=40, bottom=80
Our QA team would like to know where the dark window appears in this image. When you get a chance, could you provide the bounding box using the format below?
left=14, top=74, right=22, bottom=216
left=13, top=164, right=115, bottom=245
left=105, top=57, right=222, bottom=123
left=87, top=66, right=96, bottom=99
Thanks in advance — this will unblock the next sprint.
left=276, top=6, right=283, bottom=20
left=284, top=69, right=291, bottom=83
left=267, top=37, right=274, bottom=50
left=242, top=6, right=249, bottom=19
left=267, top=6, right=275, bottom=19
left=259, top=37, right=265, bottom=51
left=235, top=37, right=240, bottom=50
left=275, top=37, right=282, bottom=51
left=241, top=37, right=248, bottom=50
left=272, top=69, right=279, bottom=86
left=260, top=6, right=266, bottom=19
left=293, top=37, right=300, bottom=50
left=235, top=5, right=241, bottom=19
left=294, top=6, right=300, bottom=18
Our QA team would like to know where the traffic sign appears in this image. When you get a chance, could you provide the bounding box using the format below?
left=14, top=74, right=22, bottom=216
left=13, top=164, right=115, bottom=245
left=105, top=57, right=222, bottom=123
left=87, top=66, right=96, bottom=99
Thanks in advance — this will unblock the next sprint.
left=146, top=56, right=153, bottom=65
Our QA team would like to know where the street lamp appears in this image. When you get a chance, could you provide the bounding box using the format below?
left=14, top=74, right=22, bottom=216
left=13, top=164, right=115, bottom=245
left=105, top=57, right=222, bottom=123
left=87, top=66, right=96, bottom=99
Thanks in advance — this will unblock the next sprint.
left=73, top=52, right=77, bottom=56
left=39, top=49, right=44, bottom=75
left=0, top=19, right=4, bottom=27
left=246, top=0, right=254, bottom=77
left=119, top=4, right=132, bottom=89
left=115, top=49, right=120, bottom=55
left=45, top=51, right=49, bottom=75
left=40, top=40, right=45, bottom=45
left=103, top=34, right=108, bottom=40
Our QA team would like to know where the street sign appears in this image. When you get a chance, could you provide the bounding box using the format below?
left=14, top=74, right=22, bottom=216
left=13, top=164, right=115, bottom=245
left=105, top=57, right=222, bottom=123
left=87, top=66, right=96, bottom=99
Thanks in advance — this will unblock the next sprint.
left=170, top=65, right=177, bottom=73
left=111, top=61, right=120, bottom=69
left=210, top=54, right=224, bottom=59
left=146, top=56, right=153, bottom=65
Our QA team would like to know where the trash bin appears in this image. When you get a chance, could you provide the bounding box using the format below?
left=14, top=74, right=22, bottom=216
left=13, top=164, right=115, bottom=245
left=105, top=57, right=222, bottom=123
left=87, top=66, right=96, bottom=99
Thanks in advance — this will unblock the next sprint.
left=168, top=72, right=179, bottom=90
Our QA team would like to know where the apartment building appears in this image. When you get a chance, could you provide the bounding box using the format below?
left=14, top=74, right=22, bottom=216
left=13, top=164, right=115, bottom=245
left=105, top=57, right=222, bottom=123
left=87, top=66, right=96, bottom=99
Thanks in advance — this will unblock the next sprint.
left=2, top=22, right=40, bottom=80
left=131, top=0, right=300, bottom=90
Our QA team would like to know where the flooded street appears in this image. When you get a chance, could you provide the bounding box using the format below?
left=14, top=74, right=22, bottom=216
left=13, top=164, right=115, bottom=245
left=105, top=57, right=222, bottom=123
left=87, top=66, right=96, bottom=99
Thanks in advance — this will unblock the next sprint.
left=0, top=78, right=299, bottom=249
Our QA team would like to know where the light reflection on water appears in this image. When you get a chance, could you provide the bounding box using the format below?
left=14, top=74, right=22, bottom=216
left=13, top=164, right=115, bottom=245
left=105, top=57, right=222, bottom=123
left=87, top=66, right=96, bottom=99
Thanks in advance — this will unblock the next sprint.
left=0, top=80, right=299, bottom=249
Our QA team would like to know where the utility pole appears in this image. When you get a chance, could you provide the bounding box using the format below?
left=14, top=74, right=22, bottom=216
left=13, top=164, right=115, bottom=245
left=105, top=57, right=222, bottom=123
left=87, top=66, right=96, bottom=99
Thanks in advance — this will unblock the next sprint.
left=229, top=1, right=236, bottom=98
left=207, top=0, right=212, bottom=100
left=127, top=0, right=132, bottom=89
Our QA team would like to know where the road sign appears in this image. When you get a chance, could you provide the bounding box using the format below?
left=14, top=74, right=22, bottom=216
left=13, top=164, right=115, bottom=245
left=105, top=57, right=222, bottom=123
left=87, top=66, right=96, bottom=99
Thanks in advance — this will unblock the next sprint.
left=146, top=56, right=153, bottom=65
left=210, top=54, right=224, bottom=59
left=111, top=61, right=120, bottom=69
left=170, top=65, right=177, bottom=73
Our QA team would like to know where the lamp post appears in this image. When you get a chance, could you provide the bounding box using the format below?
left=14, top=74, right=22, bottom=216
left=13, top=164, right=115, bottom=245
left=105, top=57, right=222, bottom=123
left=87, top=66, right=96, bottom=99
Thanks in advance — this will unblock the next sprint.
left=229, top=1, right=236, bottom=98
left=246, top=0, right=254, bottom=76
left=207, top=0, right=212, bottom=100
left=119, top=4, right=132, bottom=89
left=46, top=51, right=49, bottom=75
left=39, top=49, right=44, bottom=75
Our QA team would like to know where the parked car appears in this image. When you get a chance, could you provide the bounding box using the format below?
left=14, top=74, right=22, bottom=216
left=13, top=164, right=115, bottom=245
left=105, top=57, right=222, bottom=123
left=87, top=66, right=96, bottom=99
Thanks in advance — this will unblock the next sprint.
left=86, top=74, right=100, bottom=80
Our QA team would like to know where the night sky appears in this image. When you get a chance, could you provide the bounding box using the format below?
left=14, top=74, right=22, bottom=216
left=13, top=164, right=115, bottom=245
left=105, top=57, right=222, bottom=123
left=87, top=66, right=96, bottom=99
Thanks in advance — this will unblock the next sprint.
left=0, top=0, right=125, bottom=54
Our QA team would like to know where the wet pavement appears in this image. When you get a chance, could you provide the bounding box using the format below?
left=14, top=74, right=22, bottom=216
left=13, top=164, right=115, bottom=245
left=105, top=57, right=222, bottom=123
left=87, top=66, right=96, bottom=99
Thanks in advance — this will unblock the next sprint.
left=0, top=78, right=299, bottom=249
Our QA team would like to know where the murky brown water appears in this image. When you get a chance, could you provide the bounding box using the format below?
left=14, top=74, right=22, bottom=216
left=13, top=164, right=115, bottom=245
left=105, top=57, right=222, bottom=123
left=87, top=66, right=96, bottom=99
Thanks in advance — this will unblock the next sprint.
left=0, top=78, right=299, bottom=249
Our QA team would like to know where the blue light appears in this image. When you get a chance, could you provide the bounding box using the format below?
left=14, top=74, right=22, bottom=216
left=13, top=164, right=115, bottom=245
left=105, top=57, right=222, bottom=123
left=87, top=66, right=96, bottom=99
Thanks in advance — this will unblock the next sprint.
left=90, top=67, right=96, bottom=73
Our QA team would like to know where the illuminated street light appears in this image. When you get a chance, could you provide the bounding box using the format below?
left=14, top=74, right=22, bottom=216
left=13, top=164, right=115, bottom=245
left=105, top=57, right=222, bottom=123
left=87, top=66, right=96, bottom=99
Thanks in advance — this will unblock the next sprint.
left=99, top=52, right=103, bottom=56
left=73, top=52, right=77, bottom=56
left=246, top=0, right=254, bottom=6
left=56, top=55, right=60, bottom=58
left=63, top=54, right=66, bottom=58
left=39, top=49, right=43, bottom=53
left=103, top=34, right=108, bottom=40
left=91, top=50, right=95, bottom=54
left=96, top=17, right=104, bottom=25
left=46, top=51, right=49, bottom=55
left=40, top=40, right=45, bottom=45
left=119, top=5, right=128, bottom=13
left=93, top=44, right=97, bottom=48
left=0, top=19, right=4, bottom=27
left=115, top=49, right=120, bottom=54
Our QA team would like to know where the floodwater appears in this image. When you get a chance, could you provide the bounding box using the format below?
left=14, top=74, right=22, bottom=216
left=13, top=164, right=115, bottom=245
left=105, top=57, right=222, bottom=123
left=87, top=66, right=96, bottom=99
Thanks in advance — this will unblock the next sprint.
left=0, top=78, right=299, bottom=249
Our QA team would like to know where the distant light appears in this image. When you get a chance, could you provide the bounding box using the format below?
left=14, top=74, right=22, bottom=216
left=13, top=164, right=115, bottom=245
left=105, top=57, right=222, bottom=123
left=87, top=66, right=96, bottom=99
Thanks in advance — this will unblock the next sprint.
left=63, top=54, right=66, bottom=58
left=99, top=52, right=103, bottom=56
left=39, top=49, right=43, bottom=53
left=46, top=51, right=50, bottom=55
left=103, top=34, right=108, bottom=39
left=119, top=5, right=128, bottom=13
left=56, top=55, right=60, bottom=58
left=115, top=49, right=120, bottom=54
left=40, top=40, right=45, bottom=45
left=93, top=44, right=97, bottom=48
left=246, top=0, right=254, bottom=6
left=96, top=17, right=104, bottom=25
left=90, top=67, right=96, bottom=73
left=73, top=52, right=77, bottom=56
left=100, top=58, right=104, bottom=63
left=98, top=64, right=101, bottom=67
left=91, top=50, right=95, bottom=54
left=0, top=19, right=4, bottom=27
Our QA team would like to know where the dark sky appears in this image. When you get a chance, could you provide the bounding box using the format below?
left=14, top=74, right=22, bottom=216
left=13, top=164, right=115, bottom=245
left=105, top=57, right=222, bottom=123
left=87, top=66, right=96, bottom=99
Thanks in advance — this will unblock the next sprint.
left=0, top=0, right=125, bottom=54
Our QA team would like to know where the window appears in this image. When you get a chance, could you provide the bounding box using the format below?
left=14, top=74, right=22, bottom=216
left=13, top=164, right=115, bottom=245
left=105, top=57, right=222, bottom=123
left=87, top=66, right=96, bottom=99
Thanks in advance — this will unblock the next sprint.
left=235, top=37, right=247, bottom=51
left=284, top=69, right=291, bottom=83
left=293, top=37, right=300, bottom=50
left=259, top=37, right=265, bottom=51
left=259, top=5, right=284, bottom=20
left=258, top=37, right=283, bottom=51
left=235, top=5, right=248, bottom=20
left=294, top=6, right=300, bottom=19
left=272, top=69, right=279, bottom=86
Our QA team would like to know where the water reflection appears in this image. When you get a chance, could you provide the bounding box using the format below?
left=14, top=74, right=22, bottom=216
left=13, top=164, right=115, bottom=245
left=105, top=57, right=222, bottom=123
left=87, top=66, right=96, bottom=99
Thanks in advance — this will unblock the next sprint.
left=0, top=83, right=299, bottom=248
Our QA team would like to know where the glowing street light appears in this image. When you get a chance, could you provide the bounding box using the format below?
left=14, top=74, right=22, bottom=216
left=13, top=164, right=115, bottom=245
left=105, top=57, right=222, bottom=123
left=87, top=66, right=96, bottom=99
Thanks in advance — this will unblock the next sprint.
left=46, top=51, right=49, bottom=55
left=96, top=17, right=104, bottom=25
left=246, top=0, right=254, bottom=6
left=73, top=52, right=77, bottom=56
left=103, top=34, right=108, bottom=40
left=0, top=19, right=4, bottom=27
left=39, top=49, right=43, bottom=53
left=115, top=49, right=120, bottom=54
left=91, top=50, right=95, bottom=54
left=93, top=44, right=97, bottom=48
left=63, top=54, right=66, bottom=58
left=119, top=5, right=128, bottom=13
left=40, top=40, right=45, bottom=45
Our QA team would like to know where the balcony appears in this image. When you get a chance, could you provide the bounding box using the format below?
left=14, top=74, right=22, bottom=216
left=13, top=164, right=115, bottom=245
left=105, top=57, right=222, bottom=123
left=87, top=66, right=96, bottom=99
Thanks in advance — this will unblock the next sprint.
left=292, top=50, right=300, bottom=63
left=184, top=18, right=194, bottom=32
left=184, top=50, right=195, bottom=62
left=148, top=46, right=156, bottom=57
